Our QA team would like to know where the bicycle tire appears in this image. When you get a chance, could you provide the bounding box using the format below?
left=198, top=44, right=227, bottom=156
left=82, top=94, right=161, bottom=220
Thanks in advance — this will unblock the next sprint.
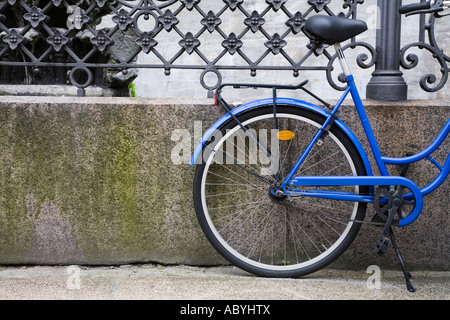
left=193, top=104, right=368, bottom=277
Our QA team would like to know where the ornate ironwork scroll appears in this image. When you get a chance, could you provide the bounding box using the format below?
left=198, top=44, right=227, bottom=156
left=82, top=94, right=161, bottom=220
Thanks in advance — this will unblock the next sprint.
left=0, top=0, right=375, bottom=96
left=400, top=8, right=449, bottom=93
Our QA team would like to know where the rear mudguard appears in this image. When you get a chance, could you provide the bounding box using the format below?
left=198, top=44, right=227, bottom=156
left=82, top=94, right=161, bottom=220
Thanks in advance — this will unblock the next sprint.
left=190, top=97, right=373, bottom=178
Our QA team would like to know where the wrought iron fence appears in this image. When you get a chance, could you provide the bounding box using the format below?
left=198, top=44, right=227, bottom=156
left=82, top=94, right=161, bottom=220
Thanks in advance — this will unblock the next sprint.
left=0, top=0, right=448, bottom=100
left=400, top=1, right=449, bottom=93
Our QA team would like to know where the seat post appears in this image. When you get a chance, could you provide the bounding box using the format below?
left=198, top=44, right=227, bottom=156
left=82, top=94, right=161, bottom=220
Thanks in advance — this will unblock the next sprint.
left=334, top=43, right=352, bottom=77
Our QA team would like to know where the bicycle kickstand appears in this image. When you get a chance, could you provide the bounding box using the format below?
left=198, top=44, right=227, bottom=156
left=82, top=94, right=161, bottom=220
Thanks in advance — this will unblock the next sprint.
left=389, top=228, right=416, bottom=293
left=375, top=229, right=416, bottom=292
left=373, top=189, right=416, bottom=292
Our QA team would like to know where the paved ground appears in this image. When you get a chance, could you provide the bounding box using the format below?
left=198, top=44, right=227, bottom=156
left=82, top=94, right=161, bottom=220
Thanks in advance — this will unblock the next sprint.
left=0, top=264, right=448, bottom=301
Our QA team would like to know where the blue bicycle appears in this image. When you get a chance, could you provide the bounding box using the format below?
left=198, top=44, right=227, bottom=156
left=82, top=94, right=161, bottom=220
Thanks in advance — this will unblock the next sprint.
left=191, top=1, right=449, bottom=292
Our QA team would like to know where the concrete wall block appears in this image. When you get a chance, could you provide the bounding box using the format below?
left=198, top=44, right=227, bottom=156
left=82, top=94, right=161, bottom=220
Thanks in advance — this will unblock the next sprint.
left=0, top=96, right=448, bottom=270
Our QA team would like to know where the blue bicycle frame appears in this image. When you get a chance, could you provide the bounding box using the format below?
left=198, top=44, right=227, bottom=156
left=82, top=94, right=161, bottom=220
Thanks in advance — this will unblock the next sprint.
left=191, top=45, right=450, bottom=228
left=283, top=74, right=450, bottom=227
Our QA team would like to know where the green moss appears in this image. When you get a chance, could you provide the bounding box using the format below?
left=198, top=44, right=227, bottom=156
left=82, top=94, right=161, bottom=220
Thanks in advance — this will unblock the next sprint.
left=65, top=106, right=139, bottom=260
left=93, top=107, right=140, bottom=254
left=0, top=105, right=34, bottom=259
left=0, top=101, right=210, bottom=264
left=65, top=105, right=167, bottom=261
left=0, top=103, right=169, bottom=263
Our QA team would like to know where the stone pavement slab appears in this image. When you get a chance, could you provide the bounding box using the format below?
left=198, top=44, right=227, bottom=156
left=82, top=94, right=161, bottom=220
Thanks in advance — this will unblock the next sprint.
left=0, top=264, right=448, bottom=301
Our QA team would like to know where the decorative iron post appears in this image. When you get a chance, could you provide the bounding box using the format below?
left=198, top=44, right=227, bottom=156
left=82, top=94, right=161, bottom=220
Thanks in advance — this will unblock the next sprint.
left=366, top=0, right=408, bottom=101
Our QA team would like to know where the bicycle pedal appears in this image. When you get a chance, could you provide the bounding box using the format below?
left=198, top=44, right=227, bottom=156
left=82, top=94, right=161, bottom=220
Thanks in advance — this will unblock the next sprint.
left=374, top=236, right=391, bottom=255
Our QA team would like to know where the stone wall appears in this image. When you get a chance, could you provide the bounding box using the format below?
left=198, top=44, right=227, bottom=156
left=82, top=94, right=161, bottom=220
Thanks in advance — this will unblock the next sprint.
left=0, top=96, right=448, bottom=271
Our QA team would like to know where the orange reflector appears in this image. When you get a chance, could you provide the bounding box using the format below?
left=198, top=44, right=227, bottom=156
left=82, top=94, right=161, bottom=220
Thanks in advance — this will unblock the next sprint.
left=277, top=130, right=295, bottom=141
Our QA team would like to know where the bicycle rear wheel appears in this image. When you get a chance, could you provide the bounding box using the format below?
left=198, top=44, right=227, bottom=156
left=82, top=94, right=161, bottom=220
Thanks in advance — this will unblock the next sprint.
left=193, top=104, right=368, bottom=277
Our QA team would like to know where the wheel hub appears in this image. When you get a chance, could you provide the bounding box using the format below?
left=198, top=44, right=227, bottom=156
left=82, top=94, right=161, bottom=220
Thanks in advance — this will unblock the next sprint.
left=269, top=183, right=286, bottom=201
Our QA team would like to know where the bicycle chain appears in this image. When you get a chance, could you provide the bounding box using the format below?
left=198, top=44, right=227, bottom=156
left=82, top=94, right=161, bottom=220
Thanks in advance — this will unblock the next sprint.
left=285, top=198, right=385, bottom=227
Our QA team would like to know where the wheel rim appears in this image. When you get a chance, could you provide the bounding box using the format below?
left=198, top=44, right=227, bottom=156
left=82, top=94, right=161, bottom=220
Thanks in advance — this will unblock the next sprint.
left=199, top=111, right=363, bottom=273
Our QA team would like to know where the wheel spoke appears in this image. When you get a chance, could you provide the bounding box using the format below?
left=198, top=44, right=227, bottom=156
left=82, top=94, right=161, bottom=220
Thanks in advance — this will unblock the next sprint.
left=194, top=106, right=367, bottom=277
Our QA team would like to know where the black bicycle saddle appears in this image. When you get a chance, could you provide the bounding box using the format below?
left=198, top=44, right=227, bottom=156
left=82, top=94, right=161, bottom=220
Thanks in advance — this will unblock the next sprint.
left=304, top=15, right=368, bottom=44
